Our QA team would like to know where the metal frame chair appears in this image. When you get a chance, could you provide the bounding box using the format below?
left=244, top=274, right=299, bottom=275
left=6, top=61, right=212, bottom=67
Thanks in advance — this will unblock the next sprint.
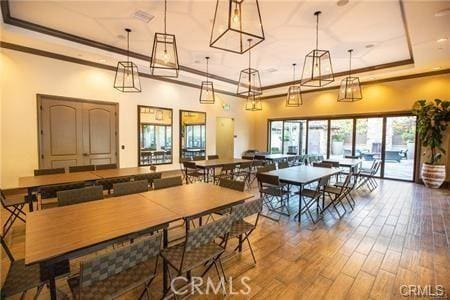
left=39, top=182, right=86, bottom=209
left=358, top=160, right=381, bottom=191
left=234, top=162, right=252, bottom=188
left=0, top=189, right=26, bottom=236
left=160, top=216, right=232, bottom=297
left=68, top=233, right=162, bottom=299
left=214, top=163, right=236, bottom=184
left=324, top=172, right=353, bottom=217
left=296, top=176, right=330, bottom=223
left=69, top=165, right=95, bottom=173
left=95, top=163, right=117, bottom=170
left=134, top=172, right=162, bottom=189
left=153, top=176, right=183, bottom=190
left=96, top=176, right=132, bottom=194
left=277, top=161, right=289, bottom=169
left=57, top=186, right=104, bottom=207
left=227, top=199, right=263, bottom=265
left=256, top=173, right=290, bottom=221
left=183, top=161, right=205, bottom=184
left=1, top=234, right=70, bottom=299
left=113, top=180, right=148, bottom=196
left=34, top=168, right=65, bottom=176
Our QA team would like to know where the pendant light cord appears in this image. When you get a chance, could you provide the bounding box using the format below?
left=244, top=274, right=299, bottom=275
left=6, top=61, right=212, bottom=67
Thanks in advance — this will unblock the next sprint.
left=125, top=28, right=130, bottom=62
left=164, top=0, right=167, bottom=35
left=292, top=63, right=296, bottom=81
left=314, top=11, right=321, bottom=50
left=205, top=57, right=209, bottom=81
left=248, top=39, right=252, bottom=93
left=348, top=49, right=353, bottom=76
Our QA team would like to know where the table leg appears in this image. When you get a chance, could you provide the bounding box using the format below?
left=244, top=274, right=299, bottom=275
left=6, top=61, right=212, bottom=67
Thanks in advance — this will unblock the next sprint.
left=44, top=262, right=57, bottom=300
left=163, top=228, right=169, bottom=294
left=238, top=235, right=243, bottom=252
left=27, top=188, right=34, bottom=212
left=185, top=219, right=192, bottom=281
left=297, top=185, right=303, bottom=223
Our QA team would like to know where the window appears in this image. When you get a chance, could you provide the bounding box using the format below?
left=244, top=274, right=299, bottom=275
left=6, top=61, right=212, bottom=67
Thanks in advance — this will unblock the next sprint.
left=138, top=106, right=173, bottom=166
left=307, top=120, right=328, bottom=158
left=269, top=120, right=306, bottom=155
left=180, top=111, right=206, bottom=160
left=330, top=119, right=353, bottom=159
left=355, top=118, right=383, bottom=175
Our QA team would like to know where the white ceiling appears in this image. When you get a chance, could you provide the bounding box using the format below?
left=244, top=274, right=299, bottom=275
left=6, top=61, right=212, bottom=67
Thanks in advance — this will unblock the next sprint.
left=2, top=0, right=450, bottom=96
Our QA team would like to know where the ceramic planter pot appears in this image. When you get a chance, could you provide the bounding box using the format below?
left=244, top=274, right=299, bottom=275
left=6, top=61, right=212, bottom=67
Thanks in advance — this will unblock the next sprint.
left=421, top=163, right=446, bottom=188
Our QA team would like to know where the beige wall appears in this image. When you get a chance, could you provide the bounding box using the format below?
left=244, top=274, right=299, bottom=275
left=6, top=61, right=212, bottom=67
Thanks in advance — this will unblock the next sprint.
left=0, top=49, right=254, bottom=188
left=252, top=74, right=450, bottom=181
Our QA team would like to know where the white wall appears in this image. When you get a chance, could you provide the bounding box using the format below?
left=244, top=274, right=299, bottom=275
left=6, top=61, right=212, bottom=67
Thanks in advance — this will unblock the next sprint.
left=0, top=49, right=254, bottom=188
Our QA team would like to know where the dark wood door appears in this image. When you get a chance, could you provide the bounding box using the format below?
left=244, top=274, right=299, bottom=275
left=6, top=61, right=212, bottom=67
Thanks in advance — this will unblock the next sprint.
left=39, top=96, right=118, bottom=169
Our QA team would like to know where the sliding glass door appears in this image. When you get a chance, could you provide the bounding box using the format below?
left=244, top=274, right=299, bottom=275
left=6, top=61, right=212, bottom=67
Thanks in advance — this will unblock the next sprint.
left=330, top=119, right=353, bottom=160
left=268, top=113, right=417, bottom=181
left=384, top=116, right=416, bottom=180
left=355, top=118, right=383, bottom=176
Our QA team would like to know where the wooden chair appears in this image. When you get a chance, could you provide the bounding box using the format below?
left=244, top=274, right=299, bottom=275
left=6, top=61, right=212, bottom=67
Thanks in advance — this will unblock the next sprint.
left=0, top=189, right=26, bottom=236
left=1, top=234, right=70, bottom=299
left=69, top=165, right=95, bottom=173
left=57, top=186, right=104, bottom=207
left=96, top=176, right=132, bottom=194
left=134, top=172, right=162, bottom=189
left=34, top=168, right=65, bottom=176
left=95, top=163, right=117, bottom=170
left=113, top=180, right=148, bottom=197
left=160, top=216, right=232, bottom=297
left=153, top=176, right=183, bottom=190
left=68, top=233, right=162, bottom=299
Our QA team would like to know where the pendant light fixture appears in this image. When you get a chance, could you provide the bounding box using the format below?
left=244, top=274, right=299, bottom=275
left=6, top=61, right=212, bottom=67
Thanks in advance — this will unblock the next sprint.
left=210, top=0, right=265, bottom=54
left=245, top=94, right=262, bottom=111
left=237, top=39, right=262, bottom=97
left=199, top=57, right=215, bottom=104
left=301, top=11, right=334, bottom=87
left=114, top=28, right=141, bottom=93
left=150, top=0, right=179, bottom=77
left=338, top=49, right=362, bottom=102
left=286, top=63, right=302, bottom=107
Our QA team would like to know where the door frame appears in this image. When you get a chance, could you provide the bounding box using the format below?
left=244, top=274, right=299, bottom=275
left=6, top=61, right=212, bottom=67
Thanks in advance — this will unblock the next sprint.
left=36, top=94, right=120, bottom=168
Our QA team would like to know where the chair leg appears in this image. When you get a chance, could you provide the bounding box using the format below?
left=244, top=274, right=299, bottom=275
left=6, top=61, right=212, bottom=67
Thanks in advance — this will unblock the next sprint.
left=246, top=237, right=257, bottom=265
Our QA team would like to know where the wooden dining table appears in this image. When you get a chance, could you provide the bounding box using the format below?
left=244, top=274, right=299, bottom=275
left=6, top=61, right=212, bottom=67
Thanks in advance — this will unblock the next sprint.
left=25, top=194, right=181, bottom=300
left=264, top=165, right=341, bottom=222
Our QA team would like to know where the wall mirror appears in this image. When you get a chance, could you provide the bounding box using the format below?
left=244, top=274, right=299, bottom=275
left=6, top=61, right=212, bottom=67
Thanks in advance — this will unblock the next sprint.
left=138, top=106, right=173, bottom=165
left=180, top=110, right=206, bottom=160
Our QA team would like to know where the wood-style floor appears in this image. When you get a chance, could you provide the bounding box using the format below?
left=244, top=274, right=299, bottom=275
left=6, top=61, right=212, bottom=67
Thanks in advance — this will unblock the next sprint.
left=1, top=179, right=449, bottom=299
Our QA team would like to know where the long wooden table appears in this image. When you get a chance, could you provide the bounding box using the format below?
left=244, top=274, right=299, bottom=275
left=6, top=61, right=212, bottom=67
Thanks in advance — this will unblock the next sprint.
left=17, top=167, right=155, bottom=211
left=264, top=165, right=341, bottom=222
left=25, top=183, right=253, bottom=299
left=26, top=194, right=180, bottom=300
left=194, top=158, right=252, bottom=182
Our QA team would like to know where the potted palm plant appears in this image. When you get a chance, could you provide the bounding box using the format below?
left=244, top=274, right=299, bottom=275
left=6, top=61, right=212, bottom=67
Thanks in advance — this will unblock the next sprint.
left=412, top=99, right=450, bottom=188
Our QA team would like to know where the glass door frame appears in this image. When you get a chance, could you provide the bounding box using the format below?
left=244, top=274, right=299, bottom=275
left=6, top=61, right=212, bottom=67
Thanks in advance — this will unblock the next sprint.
left=267, top=111, right=418, bottom=182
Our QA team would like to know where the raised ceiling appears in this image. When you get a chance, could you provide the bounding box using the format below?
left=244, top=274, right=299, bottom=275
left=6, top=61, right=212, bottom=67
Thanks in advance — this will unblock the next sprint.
left=1, top=0, right=449, bottom=97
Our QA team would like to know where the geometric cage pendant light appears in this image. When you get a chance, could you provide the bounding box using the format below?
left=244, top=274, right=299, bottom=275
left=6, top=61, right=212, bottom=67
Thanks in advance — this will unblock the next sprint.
left=199, top=56, right=215, bottom=104
left=245, top=94, right=262, bottom=111
left=210, top=0, right=265, bottom=54
left=114, top=28, right=141, bottom=93
left=237, top=39, right=262, bottom=97
left=301, top=11, right=334, bottom=88
left=286, top=63, right=302, bottom=107
left=150, top=0, right=180, bottom=78
left=338, top=49, right=363, bottom=102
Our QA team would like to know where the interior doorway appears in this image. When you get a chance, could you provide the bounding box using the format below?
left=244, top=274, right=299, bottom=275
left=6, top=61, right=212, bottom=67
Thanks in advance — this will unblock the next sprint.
left=216, top=117, right=234, bottom=159
left=37, top=94, right=119, bottom=169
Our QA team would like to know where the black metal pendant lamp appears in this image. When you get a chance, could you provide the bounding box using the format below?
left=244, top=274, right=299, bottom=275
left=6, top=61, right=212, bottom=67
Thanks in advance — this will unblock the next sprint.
left=237, top=39, right=262, bottom=97
left=210, top=0, right=265, bottom=54
left=245, top=94, right=262, bottom=111
left=199, top=57, right=216, bottom=104
left=338, top=49, right=362, bottom=102
left=114, top=28, right=141, bottom=93
left=150, top=0, right=180, bottom=77
left=301, top=11, right=334, bottom=87
left=286, top=63, right=302, bottom=107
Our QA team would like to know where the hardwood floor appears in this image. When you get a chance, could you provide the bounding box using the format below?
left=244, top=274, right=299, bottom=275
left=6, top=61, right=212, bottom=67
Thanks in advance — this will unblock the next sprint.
left=1, top=179, right=449, bottom=299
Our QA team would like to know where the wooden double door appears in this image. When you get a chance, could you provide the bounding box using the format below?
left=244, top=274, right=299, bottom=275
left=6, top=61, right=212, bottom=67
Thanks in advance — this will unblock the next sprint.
left=38, top=95, right=118, bottom=169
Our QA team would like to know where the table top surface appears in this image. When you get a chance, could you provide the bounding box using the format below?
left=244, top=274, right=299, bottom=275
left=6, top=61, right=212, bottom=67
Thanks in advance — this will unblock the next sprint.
left=324, top=159, right=362, bottom=167
left=194, top=158, right=252, bottom=168
left=264, top=165, right=341, bottom=185
left=140, top=183, right=253, bottom=218
left=18, top=171, right=101, bottom=189
left=261, top=154, right=298, bottom=160
left=92, top=167, right=155, bottom=178
left=25, top=194, right=180, bottom=265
